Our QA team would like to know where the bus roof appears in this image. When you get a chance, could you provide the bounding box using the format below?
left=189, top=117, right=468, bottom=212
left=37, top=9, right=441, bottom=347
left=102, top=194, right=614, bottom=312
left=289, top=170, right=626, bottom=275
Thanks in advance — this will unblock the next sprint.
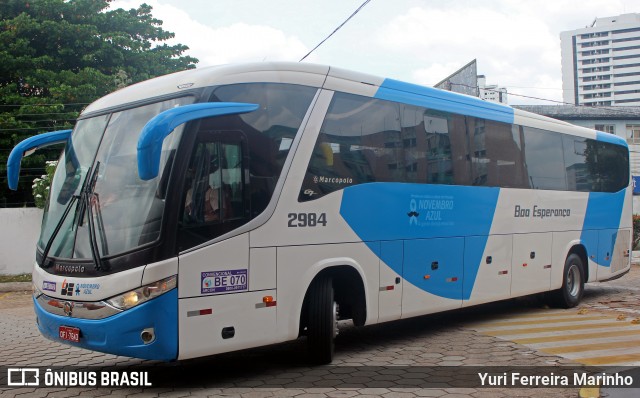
left=80, top=62, right=627, bottom=147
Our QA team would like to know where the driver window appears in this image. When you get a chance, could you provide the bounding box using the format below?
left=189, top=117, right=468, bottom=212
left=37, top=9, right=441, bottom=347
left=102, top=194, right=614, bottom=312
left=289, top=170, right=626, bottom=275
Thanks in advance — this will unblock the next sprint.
left=179, top=135, right=247, bottom=250
left=184, top=142, right=223, bottom=223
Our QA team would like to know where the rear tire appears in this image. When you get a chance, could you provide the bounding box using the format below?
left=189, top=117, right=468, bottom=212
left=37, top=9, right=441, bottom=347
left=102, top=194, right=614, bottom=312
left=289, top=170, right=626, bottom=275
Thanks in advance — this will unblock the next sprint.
left=307, top=276, right=337, bottom=364
left=551, top=253, right=585, bottom=308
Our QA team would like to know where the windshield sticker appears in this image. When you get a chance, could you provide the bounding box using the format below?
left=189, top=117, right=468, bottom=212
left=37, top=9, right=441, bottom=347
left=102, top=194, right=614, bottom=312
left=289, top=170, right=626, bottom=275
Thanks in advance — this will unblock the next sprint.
left=201, top=269, right=248, bottom=294
left=42, top=281, right=56, bottom=293
left=76, top=283, right=101, bottom=296
left=60, top=280, right=75, bottom=296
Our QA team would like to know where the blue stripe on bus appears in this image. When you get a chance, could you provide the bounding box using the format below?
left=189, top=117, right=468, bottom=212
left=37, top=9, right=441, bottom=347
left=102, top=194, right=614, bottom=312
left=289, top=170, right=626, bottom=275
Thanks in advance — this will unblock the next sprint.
left=580, top=189, right=627, bottom=268
left=374, top=79, right=515, bottom=125
left=34, top=289, right=178, bottom=361
left=595, top=130, right=627, bottom=146
left=340, top=183, right=499, bottom=300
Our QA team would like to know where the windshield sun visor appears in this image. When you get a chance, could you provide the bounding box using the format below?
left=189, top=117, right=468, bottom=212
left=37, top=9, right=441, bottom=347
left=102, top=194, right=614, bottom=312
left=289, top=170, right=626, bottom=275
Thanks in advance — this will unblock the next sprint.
left=137, top=102, right=259, bottom=180
left=7, top=129, right=72, bottom=190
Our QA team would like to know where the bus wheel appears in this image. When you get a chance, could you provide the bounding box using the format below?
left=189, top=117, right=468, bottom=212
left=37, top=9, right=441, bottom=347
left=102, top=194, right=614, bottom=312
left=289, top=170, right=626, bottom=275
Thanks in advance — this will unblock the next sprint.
left=552, top=254, right=585, bottom=308
left=307, top=276, right=338, bottom=364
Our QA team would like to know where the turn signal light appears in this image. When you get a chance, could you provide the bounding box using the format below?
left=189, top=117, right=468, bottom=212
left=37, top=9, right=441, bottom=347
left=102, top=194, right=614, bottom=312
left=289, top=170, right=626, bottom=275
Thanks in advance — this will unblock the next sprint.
left=262, top=296, right=276, bottom=307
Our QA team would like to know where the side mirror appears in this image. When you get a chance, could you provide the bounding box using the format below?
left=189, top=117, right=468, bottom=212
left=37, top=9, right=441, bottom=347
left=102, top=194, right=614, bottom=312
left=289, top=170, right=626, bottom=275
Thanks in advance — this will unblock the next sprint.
left=137, top=102, right=259, bottom=180
left=6, top=129, right=72, bottom=190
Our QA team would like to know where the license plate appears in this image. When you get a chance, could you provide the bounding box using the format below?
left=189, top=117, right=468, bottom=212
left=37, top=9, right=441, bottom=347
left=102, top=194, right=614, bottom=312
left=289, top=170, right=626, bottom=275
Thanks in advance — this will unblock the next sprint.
left=59, top=326, right=80, bottom=343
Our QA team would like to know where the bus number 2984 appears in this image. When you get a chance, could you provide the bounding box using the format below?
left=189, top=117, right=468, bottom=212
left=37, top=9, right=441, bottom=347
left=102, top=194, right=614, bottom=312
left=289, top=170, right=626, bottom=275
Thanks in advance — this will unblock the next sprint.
left=287, top=213, right=327, bottom=228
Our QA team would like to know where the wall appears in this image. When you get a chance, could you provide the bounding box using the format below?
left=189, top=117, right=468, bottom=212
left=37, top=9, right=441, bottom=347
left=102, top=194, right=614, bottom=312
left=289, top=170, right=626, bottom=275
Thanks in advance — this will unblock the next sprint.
left=0, top=208, right=42, bottom=275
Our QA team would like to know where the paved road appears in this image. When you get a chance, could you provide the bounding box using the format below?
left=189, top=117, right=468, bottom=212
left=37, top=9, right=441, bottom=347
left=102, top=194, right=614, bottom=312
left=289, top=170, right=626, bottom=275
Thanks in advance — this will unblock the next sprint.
left=1, top=267, right=640, bottom=397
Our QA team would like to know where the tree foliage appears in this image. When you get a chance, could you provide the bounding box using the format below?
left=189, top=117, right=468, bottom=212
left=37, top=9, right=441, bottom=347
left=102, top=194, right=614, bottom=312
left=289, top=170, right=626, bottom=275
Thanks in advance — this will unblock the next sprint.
left=0, top=0, right=198, bottom=207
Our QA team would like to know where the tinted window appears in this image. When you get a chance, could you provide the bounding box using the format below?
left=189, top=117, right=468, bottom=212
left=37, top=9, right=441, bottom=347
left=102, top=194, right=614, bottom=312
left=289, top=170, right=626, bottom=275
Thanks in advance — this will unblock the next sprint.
left=299, top=92, right=628, bottom=198
left=177, top=83, right=316, bottom=250
left=522, top=127, right=567, bottom=190
left=300, top=93, right=402, bottom=200
left=596, top=141, right=629, bottom=192
left=300, top=93, right=471, bottom=201
left=205, top=83, right=317, bottom=214
left=403, top=105, right=470, bottom=186
left=469, top=119, right=528, bottom=188
left=563, top=136, right=597, bottom=191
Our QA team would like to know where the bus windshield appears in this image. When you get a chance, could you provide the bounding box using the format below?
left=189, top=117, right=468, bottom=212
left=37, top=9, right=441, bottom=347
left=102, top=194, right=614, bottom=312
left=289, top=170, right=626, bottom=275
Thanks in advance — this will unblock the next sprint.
left=39, top=97, right=193, bottom=261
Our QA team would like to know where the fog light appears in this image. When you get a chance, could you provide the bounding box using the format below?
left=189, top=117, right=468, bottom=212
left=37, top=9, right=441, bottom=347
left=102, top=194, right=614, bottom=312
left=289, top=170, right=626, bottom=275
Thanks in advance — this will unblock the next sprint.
left=140, top=328, right=155, bottom=344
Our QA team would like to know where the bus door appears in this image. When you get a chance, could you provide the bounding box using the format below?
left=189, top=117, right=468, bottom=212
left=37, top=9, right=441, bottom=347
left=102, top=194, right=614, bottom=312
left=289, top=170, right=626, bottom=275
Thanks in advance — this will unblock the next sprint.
left=176, top=130, right=276, bottom=359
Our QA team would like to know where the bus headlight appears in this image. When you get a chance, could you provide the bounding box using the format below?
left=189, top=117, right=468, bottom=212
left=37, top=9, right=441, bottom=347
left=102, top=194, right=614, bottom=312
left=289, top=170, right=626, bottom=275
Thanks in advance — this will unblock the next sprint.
left=106, top=275, right=177, bottom=310
left=33, top=282, right=43, bottom=299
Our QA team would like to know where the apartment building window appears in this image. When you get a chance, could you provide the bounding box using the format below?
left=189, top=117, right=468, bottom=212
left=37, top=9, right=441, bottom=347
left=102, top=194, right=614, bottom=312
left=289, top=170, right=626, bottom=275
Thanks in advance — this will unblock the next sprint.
left=583, top=75, right=611, bottom=82
left=582, top=84, right=611, bottom=90
left=584, top=93, right=612, bottom=99
left=581, top=49, right=610, bottom=56
left=627, top=125, right=640, bottom=144
left=580, top=32, right=609, bottom=39
left=613, top=62, right=640, bottom=70
left=613, top=36, right=640, bottom=43
left=582, top=66, right=611, bottom=73
left=595, top=124, right=615, bottom=134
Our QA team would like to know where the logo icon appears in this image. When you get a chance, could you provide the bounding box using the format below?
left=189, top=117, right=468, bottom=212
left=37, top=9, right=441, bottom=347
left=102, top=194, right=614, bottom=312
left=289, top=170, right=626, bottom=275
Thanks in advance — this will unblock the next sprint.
left=408, top=199, right=419, bottom=225
left=303, top=189, right=317, bottom=197
left=7, top=368, right=40, bottom=386
left=61, top=280, right=75, bottom=296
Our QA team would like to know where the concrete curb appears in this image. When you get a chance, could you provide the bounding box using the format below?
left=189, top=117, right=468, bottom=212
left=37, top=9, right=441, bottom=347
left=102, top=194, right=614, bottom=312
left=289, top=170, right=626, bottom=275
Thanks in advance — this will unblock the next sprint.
left=0, top=282, right=32, bottom=292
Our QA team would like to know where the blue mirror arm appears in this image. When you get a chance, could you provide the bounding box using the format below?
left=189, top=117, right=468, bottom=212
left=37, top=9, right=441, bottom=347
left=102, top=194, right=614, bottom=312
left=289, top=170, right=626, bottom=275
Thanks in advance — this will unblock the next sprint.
left=137, top=102, right=259, bottom=180
left=7, top=129, right=72, bottom=190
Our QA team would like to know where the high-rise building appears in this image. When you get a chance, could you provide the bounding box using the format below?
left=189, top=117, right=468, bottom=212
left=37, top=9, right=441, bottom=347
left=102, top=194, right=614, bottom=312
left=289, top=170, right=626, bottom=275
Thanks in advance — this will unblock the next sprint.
left=477, top=75, right=508, bottom=104
left=561, top=13, right=640, bottom=107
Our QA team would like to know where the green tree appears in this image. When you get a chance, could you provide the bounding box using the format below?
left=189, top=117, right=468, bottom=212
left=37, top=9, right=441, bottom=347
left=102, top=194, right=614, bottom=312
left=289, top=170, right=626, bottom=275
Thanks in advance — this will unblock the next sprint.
left=0, top=0, right=198, bottom=207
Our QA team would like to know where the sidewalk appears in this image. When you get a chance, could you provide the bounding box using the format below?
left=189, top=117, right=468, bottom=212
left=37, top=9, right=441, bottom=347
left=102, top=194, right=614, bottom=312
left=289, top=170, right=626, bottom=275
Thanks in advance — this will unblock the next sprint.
left=0, top=281, right=31, bottom=292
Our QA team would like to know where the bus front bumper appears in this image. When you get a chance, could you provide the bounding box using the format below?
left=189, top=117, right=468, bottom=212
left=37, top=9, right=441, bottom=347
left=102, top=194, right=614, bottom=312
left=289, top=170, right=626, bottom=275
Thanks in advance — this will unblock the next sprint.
left=34, top=289, right=178, bottom=361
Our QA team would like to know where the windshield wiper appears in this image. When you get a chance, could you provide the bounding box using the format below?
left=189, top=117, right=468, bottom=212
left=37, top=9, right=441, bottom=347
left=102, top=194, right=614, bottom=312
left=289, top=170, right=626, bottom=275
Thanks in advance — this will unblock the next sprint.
left=91, top=193, right=109, bottom=255
left=41, top=161, right=96, bottom=268
left=83, top=162, right=108, bottom=271
left=41, top=194, right=79, bottom=268
left=40, top=161, right=109, bottom=271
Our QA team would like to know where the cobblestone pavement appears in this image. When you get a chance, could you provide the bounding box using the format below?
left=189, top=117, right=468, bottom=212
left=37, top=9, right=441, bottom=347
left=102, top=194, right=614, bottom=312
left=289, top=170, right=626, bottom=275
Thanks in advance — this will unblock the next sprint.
left=1, top=266, right=640, bottom=397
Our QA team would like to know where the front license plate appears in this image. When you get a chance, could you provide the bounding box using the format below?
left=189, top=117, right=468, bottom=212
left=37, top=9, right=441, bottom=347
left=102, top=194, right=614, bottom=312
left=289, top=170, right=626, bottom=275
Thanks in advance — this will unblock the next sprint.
left=59, top=326, right=80, bottom=343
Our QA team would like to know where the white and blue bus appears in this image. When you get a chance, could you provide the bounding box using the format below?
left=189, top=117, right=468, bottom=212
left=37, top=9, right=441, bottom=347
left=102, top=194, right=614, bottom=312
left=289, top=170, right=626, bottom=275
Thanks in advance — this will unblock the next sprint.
left=8, top=63, right=631, bottom=364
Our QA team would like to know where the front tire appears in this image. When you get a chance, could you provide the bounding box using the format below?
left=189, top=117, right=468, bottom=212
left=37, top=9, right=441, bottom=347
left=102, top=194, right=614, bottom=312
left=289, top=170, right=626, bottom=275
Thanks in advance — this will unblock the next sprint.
left=307, top=276, right=337, bottom=364
left=552, top=253, right=585, bottom=308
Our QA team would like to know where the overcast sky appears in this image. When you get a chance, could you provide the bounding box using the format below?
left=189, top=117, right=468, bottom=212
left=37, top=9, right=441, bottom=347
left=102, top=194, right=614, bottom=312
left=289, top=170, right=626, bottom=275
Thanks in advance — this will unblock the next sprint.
left=111, top=0, right=638, bottom=105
